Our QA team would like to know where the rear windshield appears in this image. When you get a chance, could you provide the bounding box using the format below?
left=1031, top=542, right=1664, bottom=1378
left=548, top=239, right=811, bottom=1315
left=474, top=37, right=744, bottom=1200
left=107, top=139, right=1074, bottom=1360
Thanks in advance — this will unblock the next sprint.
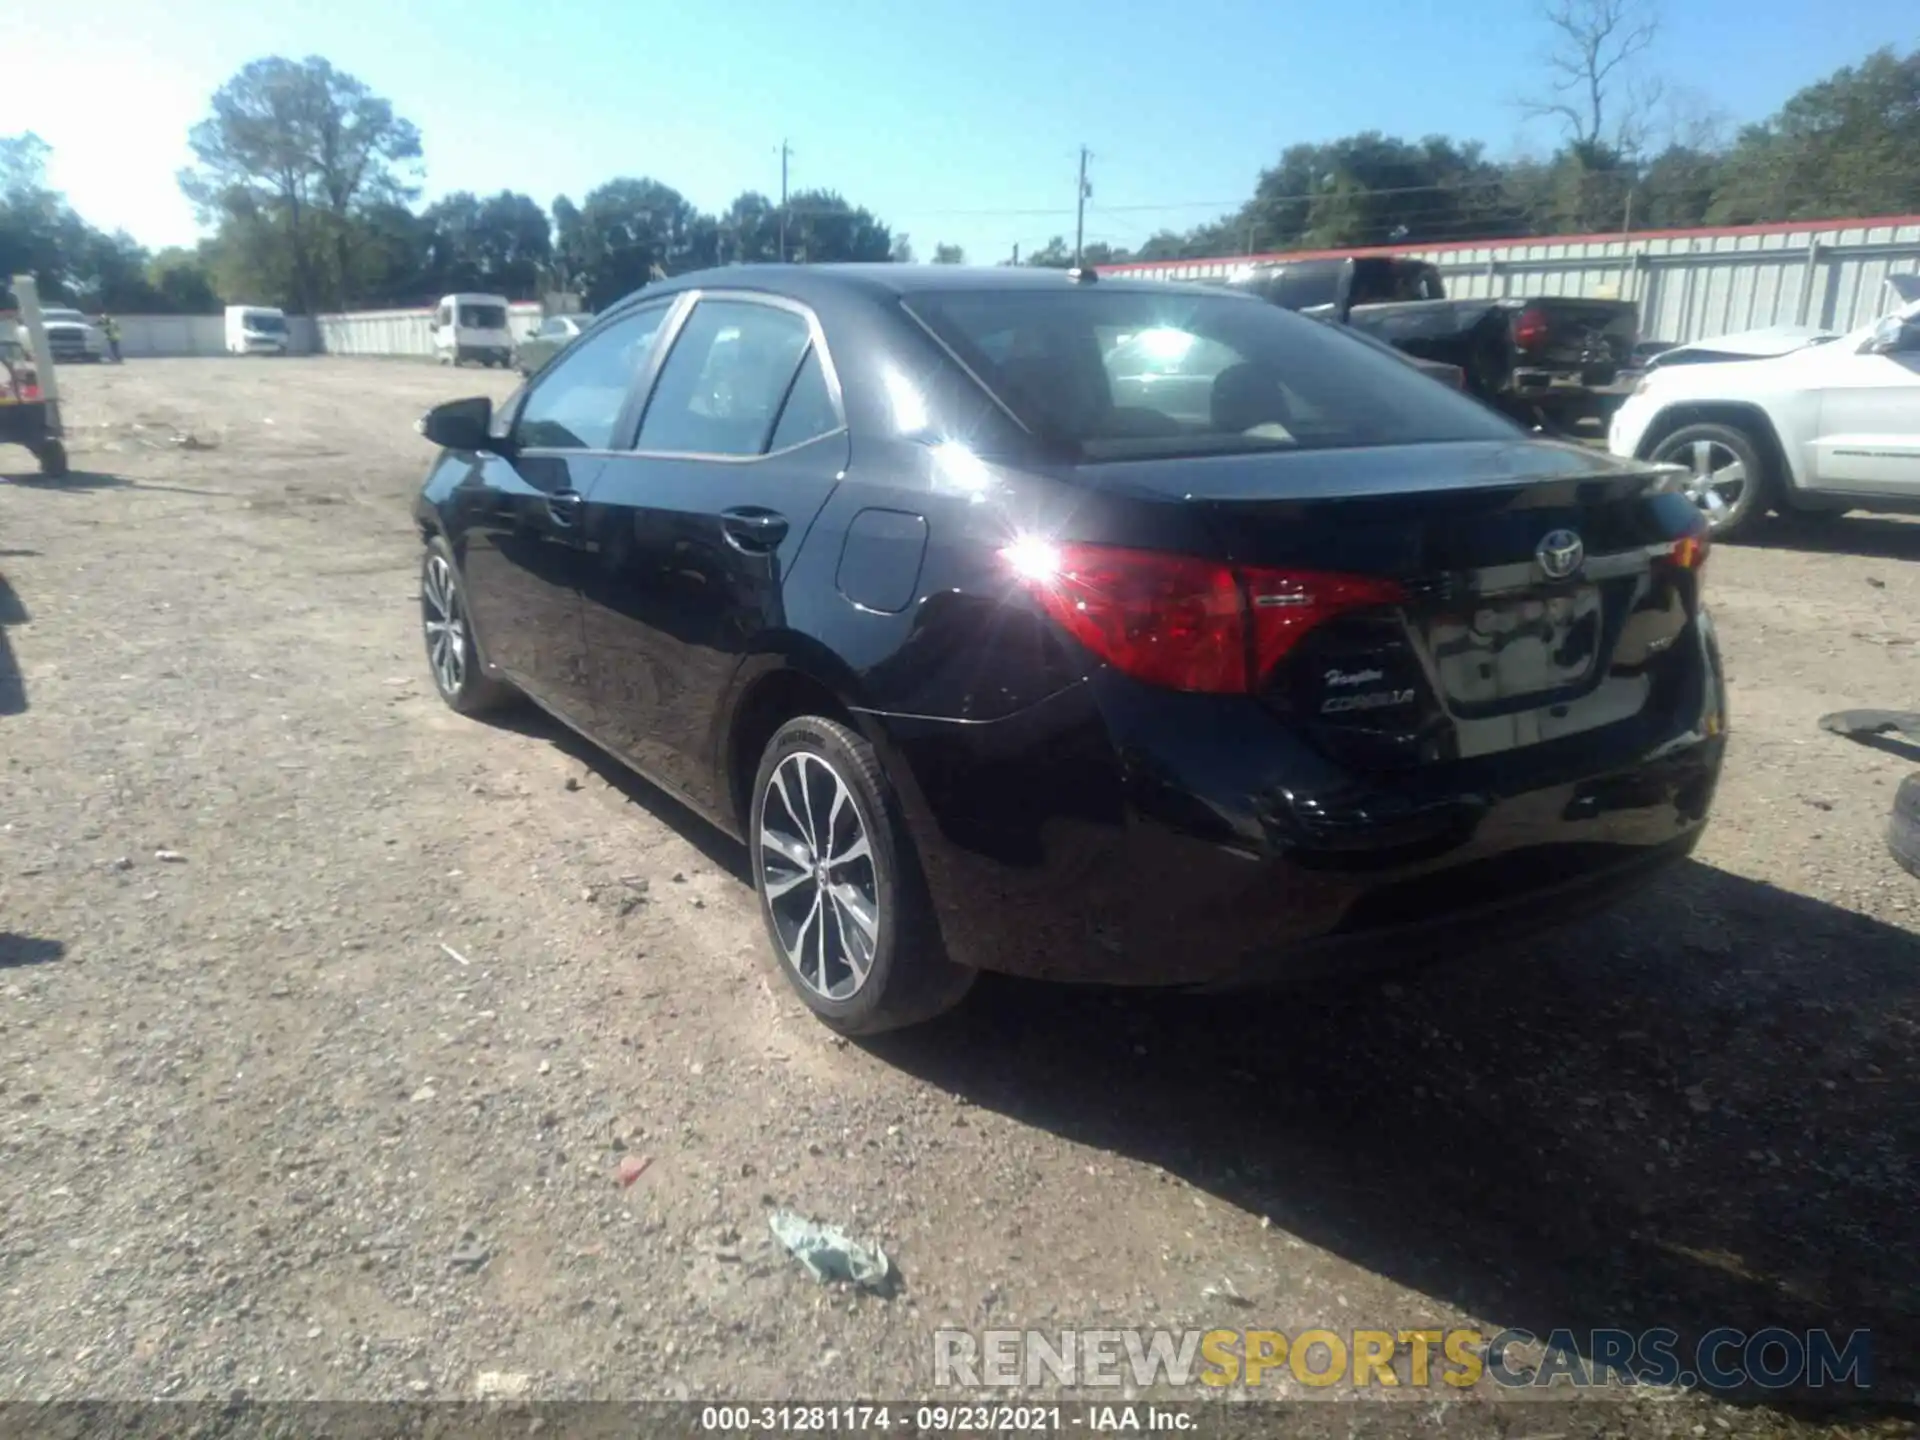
left=903, top=288, right=1517, bottom=460
left=459, top=304, right=508, bottom=330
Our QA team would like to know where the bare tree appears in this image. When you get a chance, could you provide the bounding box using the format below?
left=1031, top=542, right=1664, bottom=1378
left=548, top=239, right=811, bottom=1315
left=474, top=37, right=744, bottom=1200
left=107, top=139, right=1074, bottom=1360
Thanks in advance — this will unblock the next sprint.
left=1520, top=0, right=1663, bottom=156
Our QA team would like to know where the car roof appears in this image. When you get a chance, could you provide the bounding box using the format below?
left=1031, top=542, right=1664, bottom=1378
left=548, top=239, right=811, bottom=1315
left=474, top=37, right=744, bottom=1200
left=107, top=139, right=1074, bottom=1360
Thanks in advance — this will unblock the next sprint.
left=604, top=263, right=1243, bottom=317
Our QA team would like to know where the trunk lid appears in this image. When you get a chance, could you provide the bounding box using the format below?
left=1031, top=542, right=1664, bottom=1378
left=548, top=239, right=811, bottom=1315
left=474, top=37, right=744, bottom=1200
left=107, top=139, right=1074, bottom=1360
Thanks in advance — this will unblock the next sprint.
left=1080, top=440, right=1706, bottom=769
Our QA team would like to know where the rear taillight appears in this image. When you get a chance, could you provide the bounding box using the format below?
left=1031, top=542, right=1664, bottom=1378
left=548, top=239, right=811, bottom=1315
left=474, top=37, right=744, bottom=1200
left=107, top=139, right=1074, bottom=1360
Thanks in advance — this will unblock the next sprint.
left=1513, top=307, right=1550, bottom=352
left=1002, top=539, right=1406, bottom=694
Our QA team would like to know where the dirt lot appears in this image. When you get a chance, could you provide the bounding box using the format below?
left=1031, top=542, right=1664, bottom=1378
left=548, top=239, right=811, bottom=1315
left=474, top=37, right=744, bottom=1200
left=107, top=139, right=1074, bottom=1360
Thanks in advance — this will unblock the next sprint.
left=1, top=359, right=1916, bottom=1428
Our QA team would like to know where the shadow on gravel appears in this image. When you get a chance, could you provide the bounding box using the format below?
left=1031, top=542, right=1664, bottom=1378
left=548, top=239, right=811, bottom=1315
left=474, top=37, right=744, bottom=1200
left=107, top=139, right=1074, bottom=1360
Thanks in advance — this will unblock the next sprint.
left=484, top=702, right=751, bottom=884
left=0, top=933, right=64, bottom=969
left=869, top=860, right=1920, bottom=1422
left=0, top=570, right=25, bottom=714
left=0, top=468, right=125, bottom=490
left=1738, top=513, right=1920, bottom=562
left=1, top=469, right=230, bottom=499
left=477, top=694, right=1916, bottom=1418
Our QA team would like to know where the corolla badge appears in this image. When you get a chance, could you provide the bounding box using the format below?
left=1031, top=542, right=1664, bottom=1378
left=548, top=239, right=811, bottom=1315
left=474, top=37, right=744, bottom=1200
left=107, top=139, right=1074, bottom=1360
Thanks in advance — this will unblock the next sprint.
left=1535, top=528, right=1585, bottom=580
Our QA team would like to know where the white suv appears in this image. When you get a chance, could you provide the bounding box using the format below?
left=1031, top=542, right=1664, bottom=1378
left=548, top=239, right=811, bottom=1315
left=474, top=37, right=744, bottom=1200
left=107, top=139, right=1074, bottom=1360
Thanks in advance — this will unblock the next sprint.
left=1608, top=274, right=1920, bottom=538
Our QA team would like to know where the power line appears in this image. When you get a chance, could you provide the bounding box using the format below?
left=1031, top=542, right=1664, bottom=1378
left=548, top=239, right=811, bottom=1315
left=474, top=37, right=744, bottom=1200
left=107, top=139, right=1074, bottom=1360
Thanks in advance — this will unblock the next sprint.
left=872, top=170, right=1639, bottom=222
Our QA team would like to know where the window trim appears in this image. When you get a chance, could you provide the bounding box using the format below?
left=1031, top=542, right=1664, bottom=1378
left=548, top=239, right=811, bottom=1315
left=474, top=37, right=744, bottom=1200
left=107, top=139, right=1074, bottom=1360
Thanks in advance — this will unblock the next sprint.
left=624, top=289, right=848, bottom=465
left=504, top=294, right=686, bottom=457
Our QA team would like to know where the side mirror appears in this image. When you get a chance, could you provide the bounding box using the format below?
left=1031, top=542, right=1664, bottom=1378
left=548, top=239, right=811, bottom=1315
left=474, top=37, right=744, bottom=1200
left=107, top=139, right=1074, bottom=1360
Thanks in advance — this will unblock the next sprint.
left=417, top=396, right=497, bottom=452
left=1867, top=317, right=1920, bottom=355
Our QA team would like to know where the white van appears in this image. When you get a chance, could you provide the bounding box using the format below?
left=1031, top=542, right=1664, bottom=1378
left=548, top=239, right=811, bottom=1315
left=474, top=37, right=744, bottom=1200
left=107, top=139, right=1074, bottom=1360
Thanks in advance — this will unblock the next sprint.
left=226, top=305, right=289, bottom=355
left=432, top=293, right=514, bottom=368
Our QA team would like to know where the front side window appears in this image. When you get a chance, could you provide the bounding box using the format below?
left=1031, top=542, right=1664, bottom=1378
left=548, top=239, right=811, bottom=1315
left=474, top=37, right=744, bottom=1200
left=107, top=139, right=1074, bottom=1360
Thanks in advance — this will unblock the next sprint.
left=512, top=303, right=670, bottom=451
left=637, top=299, right=814, bottom=457
left=905, top=288, right=1519, bottom=460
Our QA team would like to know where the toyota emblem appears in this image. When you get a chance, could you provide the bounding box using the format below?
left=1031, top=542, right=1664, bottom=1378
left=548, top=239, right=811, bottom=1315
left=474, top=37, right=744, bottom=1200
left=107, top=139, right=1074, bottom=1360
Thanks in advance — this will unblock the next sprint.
left=1535, top=528, right=1584, bottom=580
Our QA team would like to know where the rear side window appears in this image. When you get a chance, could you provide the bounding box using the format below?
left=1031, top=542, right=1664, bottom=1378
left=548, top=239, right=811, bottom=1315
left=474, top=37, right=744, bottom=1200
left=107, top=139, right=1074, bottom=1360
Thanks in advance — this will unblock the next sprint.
left=904, top=288, right=1517, bottom=460
left=638, top=300, right=813, bottom=457
left=767, top=348, right=841, bottom=451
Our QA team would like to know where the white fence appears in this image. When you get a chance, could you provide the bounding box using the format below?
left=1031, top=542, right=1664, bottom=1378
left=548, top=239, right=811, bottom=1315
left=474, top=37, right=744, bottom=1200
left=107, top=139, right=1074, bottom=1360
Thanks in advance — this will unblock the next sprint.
left=1098, top=214, right=1920, bottom=345
left=108, top=303, right=539, bottom=360
left=314, top=303, right=543, bottom=358
left=115, top=313, right=320, bottom=359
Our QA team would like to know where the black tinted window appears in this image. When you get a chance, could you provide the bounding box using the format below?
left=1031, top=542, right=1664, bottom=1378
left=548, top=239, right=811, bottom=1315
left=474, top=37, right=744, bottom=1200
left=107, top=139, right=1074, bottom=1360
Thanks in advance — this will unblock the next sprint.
left=638, top=300, right=812, bottom=456
left=767, top=347, right=840, bottom=451
left=905, top=288, right=1518, bottom=459
left=513, top=304, right=669, bottom=450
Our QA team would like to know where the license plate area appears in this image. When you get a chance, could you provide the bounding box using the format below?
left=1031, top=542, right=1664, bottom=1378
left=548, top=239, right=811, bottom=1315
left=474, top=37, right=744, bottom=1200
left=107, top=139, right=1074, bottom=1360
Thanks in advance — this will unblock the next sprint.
left=1425, top=585, right=1603, bottom=712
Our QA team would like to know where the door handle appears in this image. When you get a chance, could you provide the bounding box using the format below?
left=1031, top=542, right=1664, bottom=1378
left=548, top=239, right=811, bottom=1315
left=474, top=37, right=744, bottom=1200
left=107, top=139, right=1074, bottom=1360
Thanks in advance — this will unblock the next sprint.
left=546, top=489, right=584, bottom=526
left=721, top=507, right=789, bottom=553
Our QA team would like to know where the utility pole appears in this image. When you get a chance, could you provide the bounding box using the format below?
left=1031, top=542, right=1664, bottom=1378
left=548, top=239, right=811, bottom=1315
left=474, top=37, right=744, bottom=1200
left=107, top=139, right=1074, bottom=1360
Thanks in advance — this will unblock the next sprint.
left=1073, top=145, right=1091, bottom=267
left=778, top=140, right=793, bottom=263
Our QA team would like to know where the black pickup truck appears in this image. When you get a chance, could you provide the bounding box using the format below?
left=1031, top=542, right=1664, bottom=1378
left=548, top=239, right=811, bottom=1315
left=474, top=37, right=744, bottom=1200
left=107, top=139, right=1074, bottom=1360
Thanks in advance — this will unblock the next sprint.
left=1228, top=255, right=1639, bottom=430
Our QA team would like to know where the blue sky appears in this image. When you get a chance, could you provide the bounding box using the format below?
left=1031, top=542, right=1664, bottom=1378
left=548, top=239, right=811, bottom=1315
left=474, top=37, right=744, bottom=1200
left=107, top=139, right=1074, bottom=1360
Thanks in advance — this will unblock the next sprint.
left=12, top=0, right=1919, bottom=267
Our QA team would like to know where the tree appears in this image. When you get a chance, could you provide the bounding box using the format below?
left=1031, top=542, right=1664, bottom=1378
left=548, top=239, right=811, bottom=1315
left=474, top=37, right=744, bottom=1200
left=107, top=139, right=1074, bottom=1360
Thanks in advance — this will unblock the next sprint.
left=890, top=234, right=915, bottom=263
left=147, top=246, right=224, bottom=312
left=1519, top=0, right=1663, bottom=157
left=1709, top=46, right=1920, bottom=223
left=783, top=190, right=894, bottom=263
left=421, top=190, right=551, bottom=298
left=566, top=177, right=705, bottom=308
left=932, top=242, right=965, bottom=264
left=717, top=192, right=780, bottom=264
left=1238, top=133, right=1524, bottom=251
left=180, top=56, right=423, bottom=310
left=1024, top=236, right=1072, bottom=268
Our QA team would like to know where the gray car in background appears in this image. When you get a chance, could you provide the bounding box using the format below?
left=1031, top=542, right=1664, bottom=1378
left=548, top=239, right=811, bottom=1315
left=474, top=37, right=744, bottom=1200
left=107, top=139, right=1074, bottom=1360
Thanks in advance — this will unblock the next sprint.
left=513, top=313, right=592, bottom=376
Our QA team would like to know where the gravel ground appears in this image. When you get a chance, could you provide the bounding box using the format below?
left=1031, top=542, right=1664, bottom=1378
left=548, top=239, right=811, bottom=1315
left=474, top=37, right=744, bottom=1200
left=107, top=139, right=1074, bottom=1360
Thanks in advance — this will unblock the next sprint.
left=1, top=359, right=1916, bottom=1432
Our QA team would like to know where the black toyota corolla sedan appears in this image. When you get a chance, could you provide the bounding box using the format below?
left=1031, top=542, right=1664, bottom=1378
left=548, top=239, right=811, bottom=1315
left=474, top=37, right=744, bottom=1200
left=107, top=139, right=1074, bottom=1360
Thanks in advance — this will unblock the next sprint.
left=410, top=264, right=1726, bottom=1035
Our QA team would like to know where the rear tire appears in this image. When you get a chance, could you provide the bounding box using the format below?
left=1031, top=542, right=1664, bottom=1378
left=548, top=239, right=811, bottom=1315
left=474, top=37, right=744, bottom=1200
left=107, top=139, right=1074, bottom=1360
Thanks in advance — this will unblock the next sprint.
left=420, top=537, right=518, bottom=716
left=1649, top=422, right=1773, bottom=540
left=35, top=440, right=68, bottom=478
left=1890, top=774, right=1920, bottom=880
left=750, top=716, right=974, bottom=1035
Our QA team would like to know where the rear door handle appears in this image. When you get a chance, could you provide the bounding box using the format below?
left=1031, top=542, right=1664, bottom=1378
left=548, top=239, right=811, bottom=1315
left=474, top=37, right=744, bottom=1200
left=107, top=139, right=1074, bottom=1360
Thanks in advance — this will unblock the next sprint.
left=546, top=489, right=584, bottom=526
left=721, top=507, right=789, bottom=553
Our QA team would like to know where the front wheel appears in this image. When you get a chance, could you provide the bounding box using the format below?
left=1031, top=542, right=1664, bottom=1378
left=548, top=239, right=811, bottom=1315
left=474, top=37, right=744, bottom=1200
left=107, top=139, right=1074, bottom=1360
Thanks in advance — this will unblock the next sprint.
left=35, top=440, right=68, bottom=478
left=420, top=538, right=517, bottom=716
left=1649, top=422, right=1773, bottom=540
left=751, top=716, right=974, bottom=1035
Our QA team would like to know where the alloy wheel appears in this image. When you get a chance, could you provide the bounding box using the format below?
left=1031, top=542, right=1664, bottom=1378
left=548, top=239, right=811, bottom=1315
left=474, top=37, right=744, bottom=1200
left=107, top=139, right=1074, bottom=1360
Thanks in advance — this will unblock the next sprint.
left=757, top=751, right=880, bottom=1002
left=421, top=554, right=468, bottom=696
left=1661, top=436, right=1752, bottom=531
